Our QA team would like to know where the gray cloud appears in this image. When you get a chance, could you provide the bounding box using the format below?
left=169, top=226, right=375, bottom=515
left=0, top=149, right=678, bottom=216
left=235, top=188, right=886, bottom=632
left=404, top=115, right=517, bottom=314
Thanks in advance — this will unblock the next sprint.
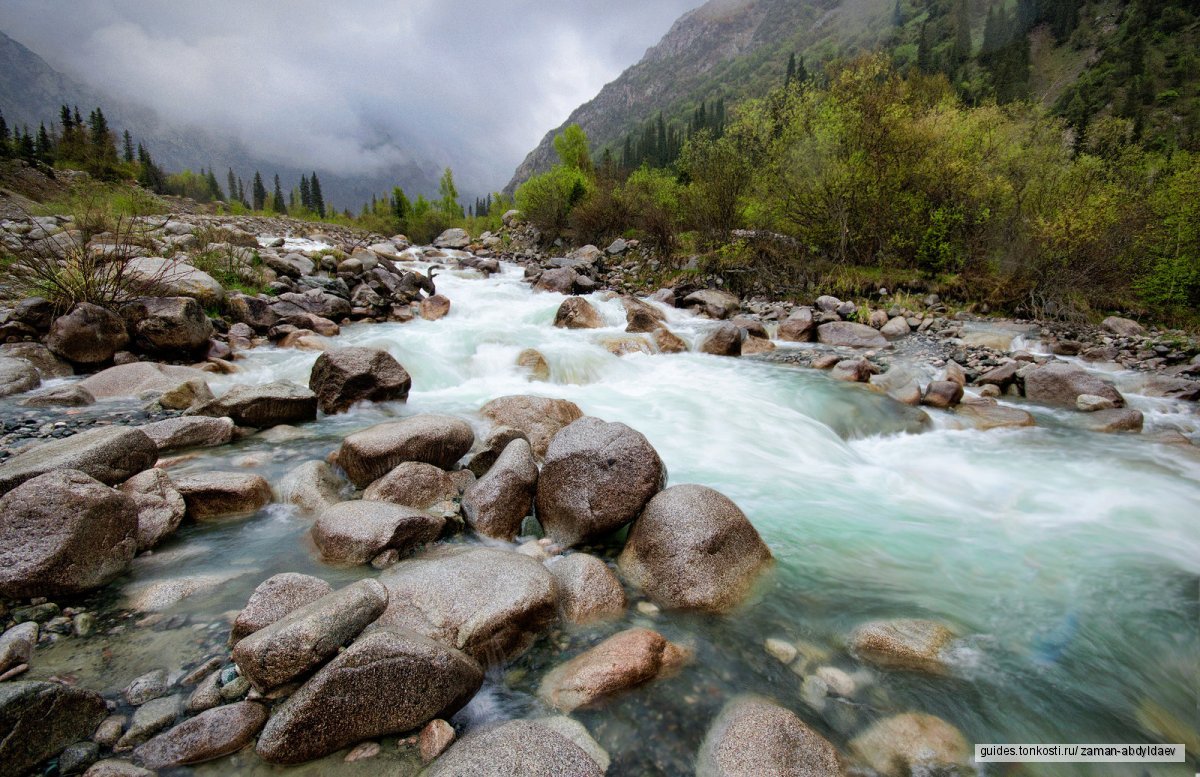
left=0, top=0, right=700, bottom=194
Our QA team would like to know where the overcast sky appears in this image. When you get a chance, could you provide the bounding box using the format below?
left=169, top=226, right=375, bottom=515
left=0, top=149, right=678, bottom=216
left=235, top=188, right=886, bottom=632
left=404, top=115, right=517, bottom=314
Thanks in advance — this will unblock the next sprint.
left=0, top=0, right=701, bottom=192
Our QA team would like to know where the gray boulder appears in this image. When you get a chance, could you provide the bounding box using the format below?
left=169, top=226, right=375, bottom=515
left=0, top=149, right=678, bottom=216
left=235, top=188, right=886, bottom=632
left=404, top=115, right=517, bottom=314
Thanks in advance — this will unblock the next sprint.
left=231, top=579, right=388, bottom=691
left=118, top=469, right=186, bottom=551
left=363, top=461, right=460, bottom=512
left=137, top=416, right=234, bottom=452
left=0, top=425, right=157, bottom=494
left=308, top=346, right=411, bottom=414
left=337, top=415, right=474, bottom=487
left=817, top=322, right=888, bottom=348
left=47, top=303, right=130, bottom=365
left=0, top=681, right=107, bottom=777
left=79, top=362, right=209, bottom=400
left=434, top=228, right=471, bottom=249
left=312, top=501, right=444, bottom=565
left=0, top=621, right=38, bottom=674
left=173, top=472, right=272, bottom=520
left=545, top=553, right=627, bottom=625
left=1023, top=362, right=1124, bottom=408
left=194, top=381, right=317, bottom=428
left=535, top=417, right=666, bottom=547
left=1101, top=316, right=1145, bottom=337
left=424, top=719, right=604, bottom=777
left=231, top=573, right=334, bottom=644
left=375, top=546, right=557, bottom=664
left=778, top=307, right=816, bottom=342
left=123, top=297, right=213, bottom=354
left=700, top=323, right=743, bottom=356
left=277, top=460, right=345, bottom=513
left=463, top=438, right=538, bottom=540
left=619, top=484, right=772, bottom=612
left=127, top=257, right=224, bottom=306
left=262, top=252, right=314, bottom=278
left=480, top=395, right=583, bottom=458
left=273, top=289, right=351, bottom=320
left=535, top=267, right=580, bottom=294
left=0, top=470, right=137, bottom=597
left=226, top=293, right=278, bottom=331
left=134, top=701, right=267, bottom=769
left=0, top=342, right=73, bottom=378
left=256, top=628, right=482, bottom=764
left=0, top=357, right=40, bottom=397
left=682, top=289, right=740, bottom=319
left=697, top=696, right=843, bottom=777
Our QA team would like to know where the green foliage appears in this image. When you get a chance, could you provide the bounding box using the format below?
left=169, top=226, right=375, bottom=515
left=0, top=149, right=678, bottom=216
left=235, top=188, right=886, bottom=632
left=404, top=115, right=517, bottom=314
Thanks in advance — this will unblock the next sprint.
left=515, top=164, right=592, bottom=239
left=437, top=167, right=464, bottom=219
left=618, top=166, right=683, bottom=250
left=554, top=124, right=593, bottom=173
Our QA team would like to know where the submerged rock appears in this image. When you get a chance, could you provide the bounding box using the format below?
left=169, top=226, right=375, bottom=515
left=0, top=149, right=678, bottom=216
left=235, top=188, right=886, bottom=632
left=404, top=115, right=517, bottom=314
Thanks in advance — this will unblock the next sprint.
left=848, top=619, right=954, bottom=674
left=308, top=346, right=411, bottom=414
left=231, top=573, right=334, bottom=644
left=849, top=713, right=970, bottom=777
left=337, top=415, right=475, bottom=487
left=619, top=484, right=772, bottom=613
left=277, top=460, right=345, bottom=513
left=1023, top=362, right=1123, bottom=408
left=0, top=470, right=138, bottom=598
left=255, top=628, right=482, bottom=764
left=538, top=627, right=690, bottom=712
left=697, top=695, right=843, bottom=777
left=0, top=425, right=157, bottom=494
left=362, top=461, right=460, bottom=512
left=374, top=546, right=557, bottom=664
left=424, top=719, right=604, bottom=777
left=0, top=681, right=107, bottom=777
left=232, top=579, right=388, bottom=691
left=535, top=416, right=666, bottom=547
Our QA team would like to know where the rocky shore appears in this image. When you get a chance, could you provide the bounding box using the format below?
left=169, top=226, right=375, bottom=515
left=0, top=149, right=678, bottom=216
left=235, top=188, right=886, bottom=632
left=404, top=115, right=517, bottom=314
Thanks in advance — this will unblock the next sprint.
left=0, top=210, right=1197, bottom=776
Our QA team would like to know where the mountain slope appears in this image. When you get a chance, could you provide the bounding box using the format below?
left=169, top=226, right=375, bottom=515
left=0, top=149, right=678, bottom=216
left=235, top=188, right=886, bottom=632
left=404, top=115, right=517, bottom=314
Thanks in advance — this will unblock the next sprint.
left=0, top=30, right=440, bottom=210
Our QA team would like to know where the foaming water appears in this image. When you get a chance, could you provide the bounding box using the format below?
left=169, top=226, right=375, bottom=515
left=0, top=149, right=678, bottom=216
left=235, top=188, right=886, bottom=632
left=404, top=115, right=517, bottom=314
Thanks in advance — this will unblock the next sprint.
left=26, top=261, right=1200, bottom=775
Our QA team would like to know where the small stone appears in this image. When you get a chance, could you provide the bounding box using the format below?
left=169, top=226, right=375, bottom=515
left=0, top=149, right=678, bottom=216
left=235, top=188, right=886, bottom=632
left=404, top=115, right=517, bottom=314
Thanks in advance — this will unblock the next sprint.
left=764, top=638, right=797, bottom=665
left=345, top=741, right=382, bottom=762
left=420, top=719, right=456, bottom=763
left=123, top=669, right=169, bottom=706
left=93, top=715, right=127, bottom=747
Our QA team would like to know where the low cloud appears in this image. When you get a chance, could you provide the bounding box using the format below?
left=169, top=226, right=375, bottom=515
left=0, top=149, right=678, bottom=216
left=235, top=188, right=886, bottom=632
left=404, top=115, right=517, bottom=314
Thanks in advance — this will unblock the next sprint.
left=0, top=0, right=700, bottom=193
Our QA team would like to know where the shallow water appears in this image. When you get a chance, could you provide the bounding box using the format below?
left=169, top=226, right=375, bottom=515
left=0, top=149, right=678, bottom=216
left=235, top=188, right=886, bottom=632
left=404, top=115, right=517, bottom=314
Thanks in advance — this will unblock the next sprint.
left=25, top=262, right=1200, bottom=775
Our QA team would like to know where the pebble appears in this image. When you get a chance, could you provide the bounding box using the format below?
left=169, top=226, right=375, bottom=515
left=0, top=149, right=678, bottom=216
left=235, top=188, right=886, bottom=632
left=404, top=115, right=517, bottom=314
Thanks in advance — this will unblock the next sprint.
left=636, top=601, right=660, bottom=616
left=764, top=637, right=798, bottom=665
left=123, top=669, right=169, bottom=706
left=344, top=742, right=381, bottom=762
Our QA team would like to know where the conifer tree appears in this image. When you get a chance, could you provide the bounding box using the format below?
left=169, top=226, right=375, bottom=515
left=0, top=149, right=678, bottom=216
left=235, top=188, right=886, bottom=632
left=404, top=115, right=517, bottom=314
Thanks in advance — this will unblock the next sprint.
left=893, top=0, right=905, bottom=26
left=206, top=168, right=223, bottom=201
left=123, top=130, right=134, bottom=163
left=35, top=123, right=53, bottom=165
left=227, top=169, right=237, bottom=204
left=786, top=52, right=797, bottom=86
left=251, top=171, right=267, bottom=211
left=17, top=128, right=35, bottom=163
left=0, top=112, right=9, bottom=158
left=237, top=177, right=246, bottom=206
left=391, top=186, right=410, bottom=225
left=273, top=174, right=287, bottom=215
left=953, top=0, right=972, bottom=67
left=300, top=174, right=312, bottom=211
left=310, top=172, right=325, bottom=218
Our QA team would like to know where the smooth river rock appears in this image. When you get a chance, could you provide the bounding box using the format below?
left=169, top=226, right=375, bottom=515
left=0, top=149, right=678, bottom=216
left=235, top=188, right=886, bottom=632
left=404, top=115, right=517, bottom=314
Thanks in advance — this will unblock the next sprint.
left=312, top=501, right=444, bottom=565
left=194, top=381, right=318, bottom=428
left=538, top=627, right=690, bottom=712
left=0, top=425, right=157, bottom=494
left=848, top=619, right=954, bottom=674
left=817, top=321, right=888, bottom=348
left=134, top=701, right=267, bottom=768
left=0, top=681, right=107, bottom=777
left=118, top=468, right=186, bottom=551
left=462, top=438, right=538, bottom=540
left=545, top=553, right=627, bottom=625
left=255, top=628, right=482, bottom=764
left=46, top=303, right=130, bottom=365
left=848, top=713, right=970, bottom=777
left=337, top=415, right=475, bottom=487
left=424, top=719, right=604, bottom=777
left=618, top=484, right=772, bottom=612
left=230, top=573, right=334, bottom=645
left=232, top=579, right=388, bottom=691
left=137, top=416, right=234, bottom=452
left=374, top=546, right=557, bottom=664
left=535, top=416, right=666, bottom=547
left=1023, top=362, right=1124, bottom=408
left=697, top=696, right=843, bottom=777
left=174, top=472, right=272, bottom=520
left=480, top=395, right=584, bottom=458
left=362, top=461, right=460, bottom=511
left=0, top=470, right=138, bottom=598
left=277, top=460, right=345, bottom=513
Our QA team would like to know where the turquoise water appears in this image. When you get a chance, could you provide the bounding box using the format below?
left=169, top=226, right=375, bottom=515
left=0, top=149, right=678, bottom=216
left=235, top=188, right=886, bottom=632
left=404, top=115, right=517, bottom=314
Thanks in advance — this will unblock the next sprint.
left=26, top=261, right=1200, bottom=775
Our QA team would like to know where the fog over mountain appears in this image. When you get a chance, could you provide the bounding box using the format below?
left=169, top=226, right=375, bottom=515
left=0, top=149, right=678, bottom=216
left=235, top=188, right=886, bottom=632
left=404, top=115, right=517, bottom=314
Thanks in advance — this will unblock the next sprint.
left=0, top=0, right=700, bottom=198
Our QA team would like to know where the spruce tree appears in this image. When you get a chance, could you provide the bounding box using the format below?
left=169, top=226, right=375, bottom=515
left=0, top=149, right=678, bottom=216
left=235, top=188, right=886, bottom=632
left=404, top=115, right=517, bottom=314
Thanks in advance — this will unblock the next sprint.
left=251, top=171, right=266, bottom=211
left=310, top=172, right=325, bottom=218
left=786, top=53, right=797, bottom=86
left=273, top=174, right=287, bottom=215
left=893, top=0, right=904, bottom=26
left=300, top=174, right=312, bottom=210
left=953, top=0, right=972, bottom=67
left=206, top=168, right=223, bottom=201
left=227, top=169, right=237, bottom=204
left=17, top=128, right=36, bottom=163
left=237, top=177, right=246, bottom=206
left=391, top=186, right=410, bottom=225
left=35, top=123, right=53, bottom=165
left=60, top=105, right=73, bottom=132
left=123, top=130, right=134, bottom=163
left=0, top=112, right=9, bottom=158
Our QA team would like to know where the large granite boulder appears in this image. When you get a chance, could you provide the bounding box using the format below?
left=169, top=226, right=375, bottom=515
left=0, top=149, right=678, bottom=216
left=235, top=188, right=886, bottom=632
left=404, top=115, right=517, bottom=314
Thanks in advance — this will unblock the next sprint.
left=779, top=307, right=816, bottom=342
left=312, top=501, right=444, bottom=565
left=682, top=289, right=740, bottom=319
left=0, top=425, right=156, bottom=495
left=362, top=461, right=460, bottom=512
left=1023, top=362, right=1124, bottom=408
left=231, top=573, right=334, bottom=645
left=173, top=472, right=272, bottom=520
left=123, top=297, right=214, bottom=355
left=0, top=357, right=40, bottom=397
left=554, top=297, right=606, bottom=329
left=618, top=484, right=772, bottom=612
left=480, top=395, right=584, bottom=458
left=46, top=303, right=130, bottom=366
left=79, top=362, right=209, bottom=400
left=535, top=417, right=666, bottom=547
left=700, top=323, right=743, bottom=356
left=462, top=438, right=538, bottom=540
left=256, top=628, right=482, bottom=764
left=137, top=416, right=234, bottom=452
left=277, top=460, right=345, bottom=514
left=308, top=347, right=411, bottom=414
left=374, top=546, right=557, bottom=664
left=232, top=579, right=388, bottom=691
left=545, top=553, right=627, bottom=625
left=0, top=470, right=137, bottom=597
left=127, top=257, right=224, bottom=306
left=424, top=719, right=604, bottom=777
left=434, top=228, right=471, bottom=249
left=0, top=681, right=107, bottom=777
left=537, top=627, right=689, bottom=712
left=337, top=415, right=474, bottom=487
left=697, top=696, right=843, bottom=777
left=193, top=381, right=317, bottom=428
